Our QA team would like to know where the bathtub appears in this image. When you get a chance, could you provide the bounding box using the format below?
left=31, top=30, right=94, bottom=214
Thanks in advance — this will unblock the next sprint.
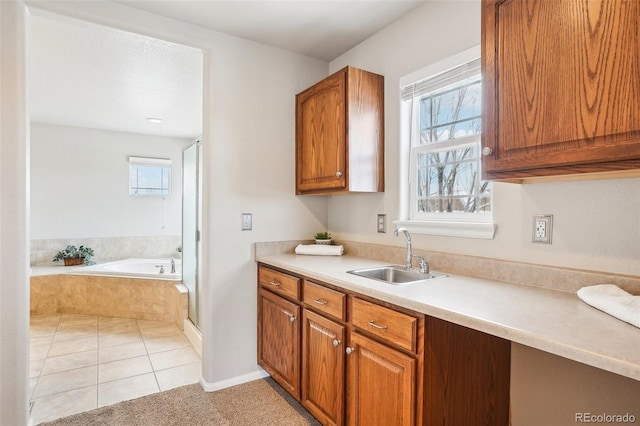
left=69, top=258, right=182, bottom=281
left=31, top=257, right=187, bottom=326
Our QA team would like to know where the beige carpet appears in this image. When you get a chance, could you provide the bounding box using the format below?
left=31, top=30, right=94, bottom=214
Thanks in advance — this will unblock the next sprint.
left=40, top=378, right=320, bottom=426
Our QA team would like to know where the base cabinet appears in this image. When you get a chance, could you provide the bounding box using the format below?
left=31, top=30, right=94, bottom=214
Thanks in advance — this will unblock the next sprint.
left=257, top=264, right=510, bottom=426
left=346, top=332, right=416, bottom=426
left=301, top=309, right=345, bottom=426
left=257, top=288, right=300, bottom=399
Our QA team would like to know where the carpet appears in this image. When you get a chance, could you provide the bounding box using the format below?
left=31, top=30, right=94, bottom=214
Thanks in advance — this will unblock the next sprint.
left=40, top=378, right=320, bottom=426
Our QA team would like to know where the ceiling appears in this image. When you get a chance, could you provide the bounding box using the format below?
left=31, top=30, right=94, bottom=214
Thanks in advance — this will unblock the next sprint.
left=28, top=1, right=425, bottom=139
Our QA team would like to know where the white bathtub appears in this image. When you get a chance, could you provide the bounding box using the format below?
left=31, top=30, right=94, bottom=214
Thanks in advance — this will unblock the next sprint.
left=69, top=258, right=182, bottom=281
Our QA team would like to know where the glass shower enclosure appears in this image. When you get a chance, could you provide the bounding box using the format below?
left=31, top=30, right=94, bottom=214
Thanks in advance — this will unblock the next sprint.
left=182, top=139, right=202, bottom=329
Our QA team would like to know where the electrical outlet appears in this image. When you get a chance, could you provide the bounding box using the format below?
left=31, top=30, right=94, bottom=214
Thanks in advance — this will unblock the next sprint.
left=532, top=214, right=552, bottom=244
left=241, top=213, right=252, bottom=231
left=377, top=214, right=387, bottom=233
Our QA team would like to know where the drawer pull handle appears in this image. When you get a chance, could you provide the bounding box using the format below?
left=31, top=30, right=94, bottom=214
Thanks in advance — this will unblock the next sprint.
left=268, top=280, right=281, bottom=287
left=368, top=320, right=388, bottom=330
left=313, top=298, right=328, bottom=305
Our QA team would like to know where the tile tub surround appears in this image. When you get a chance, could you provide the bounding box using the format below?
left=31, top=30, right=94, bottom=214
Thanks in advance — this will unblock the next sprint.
left=254, top=250, right=640, bottom=382
left=30, top=274, right=188, bottom=329
left=254, top=240, right=640, bottom=294
left=31, top=235, right=182, bottom=267
left=29, top=314, right=201, bottom=424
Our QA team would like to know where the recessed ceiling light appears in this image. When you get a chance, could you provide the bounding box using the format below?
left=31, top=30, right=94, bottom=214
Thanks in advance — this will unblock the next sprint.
left=146, top=117, right=163, bottom=123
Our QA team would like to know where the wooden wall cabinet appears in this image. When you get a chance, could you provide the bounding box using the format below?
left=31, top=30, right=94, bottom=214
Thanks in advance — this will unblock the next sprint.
left=482, top=0, right=640, bottom=181
left=295, top=66, right=384, bottom=194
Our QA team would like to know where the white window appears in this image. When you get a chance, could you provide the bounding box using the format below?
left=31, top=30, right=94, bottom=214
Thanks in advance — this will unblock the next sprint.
left=129, top=156, right=171, bottom=196
left=397, top=46, right=495, bottom=239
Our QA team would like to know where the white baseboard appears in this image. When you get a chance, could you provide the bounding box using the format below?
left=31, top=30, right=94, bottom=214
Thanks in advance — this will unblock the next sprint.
left=199, top=368, right=270, bottom=392
left=182, top=319, right=202, bottom=357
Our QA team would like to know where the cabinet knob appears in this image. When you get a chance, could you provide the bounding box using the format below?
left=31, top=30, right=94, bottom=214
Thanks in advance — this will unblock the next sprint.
left=289, top=315, right=296, bottom=323
left=345, top=347, right=353, bottom=355
left=481, top=147, right=493, bottom=156
left=335, top=171, right=343, bottom=178
left=332, top=339, right=341, bottom=347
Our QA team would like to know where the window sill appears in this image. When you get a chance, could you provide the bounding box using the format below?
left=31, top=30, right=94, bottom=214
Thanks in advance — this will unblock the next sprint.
left=393, top=219, right=496, bottom=240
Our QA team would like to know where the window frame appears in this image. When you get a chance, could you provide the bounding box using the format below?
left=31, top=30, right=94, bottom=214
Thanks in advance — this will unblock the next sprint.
left=397, top=45, right=496, bottom=239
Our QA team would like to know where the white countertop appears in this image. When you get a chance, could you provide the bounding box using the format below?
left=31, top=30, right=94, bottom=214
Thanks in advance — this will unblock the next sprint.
left=256, top=253, right=640, bottom=382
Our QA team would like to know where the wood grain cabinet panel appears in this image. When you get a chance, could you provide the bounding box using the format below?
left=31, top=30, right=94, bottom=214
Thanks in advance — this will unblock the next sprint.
left=351, top=297, right=418, bottom=353
left=346, top=332, right=416, bottom=426
left=296, top=66, right=384, bottom=194
left=257, top=288, right=301, bottom=399
left=482, top=0, right=640, bottom=181
left=258, top=266, right=300, bottom=301
left=303, top=280, right=346, bottom=321
left=301, top=309, right=346, bottom=426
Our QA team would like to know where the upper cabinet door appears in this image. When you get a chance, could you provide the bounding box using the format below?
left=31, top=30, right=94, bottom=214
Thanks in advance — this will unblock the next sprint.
left=296, top=66, right=384, bottom=194
left=482, top=0, right=640, bottom=181
left=296, top=69, right=348, bottom=193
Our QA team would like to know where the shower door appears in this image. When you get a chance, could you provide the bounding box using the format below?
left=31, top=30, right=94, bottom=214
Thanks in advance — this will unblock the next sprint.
left=182, top=140, right=202, bottom=328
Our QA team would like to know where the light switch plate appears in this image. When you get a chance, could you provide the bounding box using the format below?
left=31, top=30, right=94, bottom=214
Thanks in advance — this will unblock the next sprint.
left=241, top=213, right=252, bottom=231
left=377, top=214, right=387, bottom=233
left=532, top=214, right=552, bottom=244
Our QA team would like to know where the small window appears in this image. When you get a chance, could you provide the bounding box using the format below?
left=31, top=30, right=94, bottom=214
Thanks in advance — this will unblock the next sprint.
left=129, top=156, right=171, bottom=196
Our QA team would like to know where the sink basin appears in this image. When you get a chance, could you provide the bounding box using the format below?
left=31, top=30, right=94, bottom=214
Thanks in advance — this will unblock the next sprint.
left=347, top=265, right=447, bottom=285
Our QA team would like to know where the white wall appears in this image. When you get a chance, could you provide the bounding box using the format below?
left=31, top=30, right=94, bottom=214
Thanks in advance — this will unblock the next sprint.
left=328, top=0, right=640, bottom=278
left=0, top=2, right=30, bottom=425
left=23, top=1, right=330, bottom=392
left=30, top=123, right=190, bottom=239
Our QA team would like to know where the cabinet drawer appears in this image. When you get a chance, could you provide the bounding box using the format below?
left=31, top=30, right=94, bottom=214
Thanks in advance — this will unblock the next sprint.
left=258, top=266, right=300, bottom=300
left=351, top=297, right=418, bottom=353
left=303, top=280, right=346, bottom=321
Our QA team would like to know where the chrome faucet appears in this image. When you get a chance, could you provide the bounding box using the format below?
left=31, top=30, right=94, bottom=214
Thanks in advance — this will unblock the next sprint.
left=393, top=227, right=429, bottom=274
left=394, top=227, right=413, bottom=270
left=170, top=257, right=176, bottom=274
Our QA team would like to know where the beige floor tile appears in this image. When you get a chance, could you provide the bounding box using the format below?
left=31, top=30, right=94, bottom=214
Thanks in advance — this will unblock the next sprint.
left=32, top=366, right=97, bottom=399
left=155, top=362, right=201, bottom=391
left=30, top=358, right=46, bottom=378
left=40, top=350, right=98, bottom=376
left=58, top=315, right=97, bottom=329
left=149, top=346, right=200, bottom=371
left=30, top=314, right=61, bottom=335
left=143, top=332, right=190, bottom=354
left=30, top=342, right=51, bottom=361
left=29, top=377, right=38, bottom=400
left=48, top=335, right=98, bottom=357
left=98, top=355, right=153, bottom=383
left=52, top=325, right=98, bottom=343
left=139, top=323, right=181, bottom=338
left=30, top=333, right=54, bottom=347
left=99, top=318, right=139, bottom=334
left=98, top=341, right=148, bottom=364
left=97, top=373, right=159, bottom=407
left=136, top=319, right=170, bottom=330
left=30, top=385, right=97, bottom=425
left=98, top=330, right=143, bottom=348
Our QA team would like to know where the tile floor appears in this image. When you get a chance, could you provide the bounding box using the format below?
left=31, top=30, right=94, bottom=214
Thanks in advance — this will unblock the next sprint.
left=30, top=313, right=201, bottom=424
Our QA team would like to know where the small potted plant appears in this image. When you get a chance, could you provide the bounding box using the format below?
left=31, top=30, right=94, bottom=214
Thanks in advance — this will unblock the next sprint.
left=314, top=232, right=332, bottom=245
left=53, top=245, right=95, bottom=266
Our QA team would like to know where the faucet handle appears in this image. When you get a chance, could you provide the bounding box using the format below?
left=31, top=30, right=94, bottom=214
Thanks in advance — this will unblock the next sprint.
left=412, top=255, right=429, bottom=274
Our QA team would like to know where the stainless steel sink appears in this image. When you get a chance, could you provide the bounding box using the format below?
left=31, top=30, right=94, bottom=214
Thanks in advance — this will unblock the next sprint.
left=347, top=265, right=447, bottom=285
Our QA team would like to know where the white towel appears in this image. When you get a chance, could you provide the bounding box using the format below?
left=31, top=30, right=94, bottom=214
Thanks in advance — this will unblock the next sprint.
left=577, top=284, right=640, bottom=329
left=295, top=244, right=344, bottom=256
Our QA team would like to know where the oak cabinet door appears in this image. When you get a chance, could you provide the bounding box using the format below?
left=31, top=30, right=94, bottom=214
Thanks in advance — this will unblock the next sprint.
left=296, top=69, right=347, bottom=193
left=482, top=0, right=640, bottom=180
left=301, top=309, right=345, bottom=426
left=346, top=332, right=416, bottom=426
left=258, top=288, right=300, bottom=399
